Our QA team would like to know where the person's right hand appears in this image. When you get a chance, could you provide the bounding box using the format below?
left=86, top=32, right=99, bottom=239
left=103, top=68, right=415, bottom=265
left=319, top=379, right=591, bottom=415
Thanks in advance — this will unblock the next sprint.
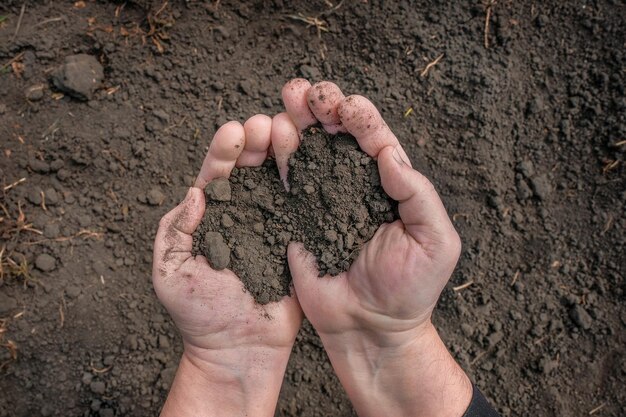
left=277, top=79, right=473, bottom=417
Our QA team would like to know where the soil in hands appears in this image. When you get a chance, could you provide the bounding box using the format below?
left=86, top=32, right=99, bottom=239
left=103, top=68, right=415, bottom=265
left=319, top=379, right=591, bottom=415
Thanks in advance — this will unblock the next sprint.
left=192, top=127, right=397, bottom=304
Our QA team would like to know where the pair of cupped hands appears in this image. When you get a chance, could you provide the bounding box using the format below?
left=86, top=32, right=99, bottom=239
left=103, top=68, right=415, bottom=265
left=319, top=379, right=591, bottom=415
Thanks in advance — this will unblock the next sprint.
left=152, top=79, right=472, bottom=417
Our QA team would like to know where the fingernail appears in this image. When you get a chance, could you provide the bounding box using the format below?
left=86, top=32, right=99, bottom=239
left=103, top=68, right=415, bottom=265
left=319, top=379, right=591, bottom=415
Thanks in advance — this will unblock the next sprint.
left=392, top=146, right=406, bottom=166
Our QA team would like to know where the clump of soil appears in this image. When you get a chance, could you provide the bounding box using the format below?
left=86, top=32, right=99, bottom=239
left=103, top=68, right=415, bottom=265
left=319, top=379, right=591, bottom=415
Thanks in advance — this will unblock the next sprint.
left=192, top=127, right=397, bottom=304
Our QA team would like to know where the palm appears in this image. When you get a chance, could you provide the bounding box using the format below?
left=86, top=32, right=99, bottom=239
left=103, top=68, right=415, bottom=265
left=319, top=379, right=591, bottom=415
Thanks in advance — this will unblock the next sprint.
left=154, top=257, right=300, bottom=352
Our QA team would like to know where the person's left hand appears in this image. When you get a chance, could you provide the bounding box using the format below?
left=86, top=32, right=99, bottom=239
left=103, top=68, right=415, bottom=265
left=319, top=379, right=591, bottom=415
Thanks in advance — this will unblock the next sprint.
left=152, top=115, right=303, bottom=416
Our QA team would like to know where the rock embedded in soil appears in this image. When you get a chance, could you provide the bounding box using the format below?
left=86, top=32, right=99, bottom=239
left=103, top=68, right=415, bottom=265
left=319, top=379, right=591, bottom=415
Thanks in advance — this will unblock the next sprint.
left=205, top=177, right=231, bottom=202
left=192, top=127, right=397, bottom=304
left=35, top=253, right=57, bottom=272
left=203, top=231, right=231, bottom=270
left=51, top=54, right=104, bottom=101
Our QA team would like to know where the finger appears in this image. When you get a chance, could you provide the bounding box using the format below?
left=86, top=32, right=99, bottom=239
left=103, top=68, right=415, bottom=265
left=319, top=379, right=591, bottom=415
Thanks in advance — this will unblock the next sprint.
left=338, top=95, right=411, bottom=164
left=288, top=242, right=345, bottom=319
left=377, top=145, right=458, bottom=253
left=282, top=78, right=316, bottom=132
left=195, top=121, right=246, bottom=189
left=306, top=81, right=347, bottom=134
left=237, top=114, right=272, bottom=167
left=153, top=187, right=205, bottom=280
left=271, top=112, right=299, bottom=191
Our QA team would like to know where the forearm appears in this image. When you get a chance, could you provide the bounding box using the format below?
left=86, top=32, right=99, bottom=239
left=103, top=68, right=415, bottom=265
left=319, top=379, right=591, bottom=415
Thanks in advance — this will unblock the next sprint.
left=161, top=346, right=290, bottom=417
left=321, top=323, right=472, bottom=417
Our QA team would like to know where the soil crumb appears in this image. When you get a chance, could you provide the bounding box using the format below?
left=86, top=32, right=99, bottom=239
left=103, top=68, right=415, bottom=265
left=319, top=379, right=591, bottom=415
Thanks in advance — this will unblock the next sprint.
left=193, top=127, right=397, bottom=304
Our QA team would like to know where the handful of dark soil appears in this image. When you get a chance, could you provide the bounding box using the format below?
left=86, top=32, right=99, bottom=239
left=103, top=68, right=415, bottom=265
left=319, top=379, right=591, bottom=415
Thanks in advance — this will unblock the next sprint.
left=192, top=127, right=397, bottom=304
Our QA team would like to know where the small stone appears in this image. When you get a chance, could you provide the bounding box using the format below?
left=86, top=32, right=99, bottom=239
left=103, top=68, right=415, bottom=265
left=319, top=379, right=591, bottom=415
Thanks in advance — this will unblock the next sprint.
left=570, top=305, right=593, bottom=330
left=205, top=178, right=231, bottom=201
left=35, top=253, right=56, bottom=272
left=221, top=213, right=234, bottom=228
left=204, top=232, right=231, bottom=270
left=25, top=84, right=45, bottom=101
left=147, top=188, right=165, bottom=206
left=531, top=174, right=551, bottom=201
left=27, top=188, right=42, bottom=205
left=51, top=54, right=104, bottom=101
left=303, top=185, right=315, bottom=195
left=65, top=285, right=81, bottom=299
left=158, top=334, right=170, bottom=349
left=44, top=188, right=59, bottom=205
left=89, top=381, right=106, bottom=395
left=81, top=372, right=93, bottom=385
left=516, top=160, right=535, bottom=178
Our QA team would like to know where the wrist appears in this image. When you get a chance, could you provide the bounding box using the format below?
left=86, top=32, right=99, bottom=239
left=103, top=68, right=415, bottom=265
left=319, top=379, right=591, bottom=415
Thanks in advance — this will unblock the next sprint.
left=161, top=345, right=292, bottom=417
left=319, top=323, right=472, bottom=417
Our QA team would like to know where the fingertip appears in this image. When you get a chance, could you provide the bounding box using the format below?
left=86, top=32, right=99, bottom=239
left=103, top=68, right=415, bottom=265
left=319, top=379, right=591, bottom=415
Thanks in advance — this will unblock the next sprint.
left=238, top=114, right=272, bottom=167
left=195, top=121, right=246, bottom=188
left=271, top=112, right=299, bottom=190
left=282, top=78, right=316, bottom=132
left=211, top=121, right=246, bottom=161
left=338, top=95, right=399, bottom=157
left=307, top=81, right=347, bottom=133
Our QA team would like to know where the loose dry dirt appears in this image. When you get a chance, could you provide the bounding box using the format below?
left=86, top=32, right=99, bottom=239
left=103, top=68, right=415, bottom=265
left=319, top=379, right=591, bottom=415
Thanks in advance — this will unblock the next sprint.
left=0, top=1, right=624, bottom=417
left=193, top=127, right=396, bottom=303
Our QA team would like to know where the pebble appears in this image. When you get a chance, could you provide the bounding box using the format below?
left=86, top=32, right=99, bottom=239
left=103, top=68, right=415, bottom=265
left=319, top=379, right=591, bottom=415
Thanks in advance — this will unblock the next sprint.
left=516, top=160, right=535, bottom=178
left=221, top=213, right=234, bottom=228
left=570, top=305, right=593, bottom=330
left=51, top=54, right=104, bottom=101
left=35, top=253, right=56, bottom=272
left=303, top=185, right=315, bottom=195
left=44, top=188, right=60, bottom=205
left=204, top=232, right=231, bottom=270
left=147, top=187, right=165, bottom=206
left=531, top=174, right=552, bottom=200
left=25, top=84, right=45, bottom=101
left=27, top=188, right=43, bottom=205
left=158, top=334, right=170, bottom=349
left=205, top=178, right=231, bottom=201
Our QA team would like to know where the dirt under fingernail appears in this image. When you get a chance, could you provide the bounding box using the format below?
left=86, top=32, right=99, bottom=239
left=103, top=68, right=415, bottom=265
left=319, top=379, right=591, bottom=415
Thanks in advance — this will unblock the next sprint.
left=192, top=127, right=398, bottom=304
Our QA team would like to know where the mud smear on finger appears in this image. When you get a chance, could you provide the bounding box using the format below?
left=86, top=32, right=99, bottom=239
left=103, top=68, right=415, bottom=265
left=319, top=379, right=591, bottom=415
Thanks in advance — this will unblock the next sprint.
left=192, top=127, right=398, bottom=304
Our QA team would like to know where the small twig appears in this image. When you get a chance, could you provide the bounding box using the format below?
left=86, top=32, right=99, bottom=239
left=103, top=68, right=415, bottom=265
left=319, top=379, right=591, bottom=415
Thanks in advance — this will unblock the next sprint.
left=510, top=270, right=520, bottom=286
left=0, top=52, right=25, bottom=71
left=34, top=16, right=64, bottom=28
left=484, top=1, right=496, bottom=49
left=3, top=178, right=26, bottom=192
left=453, top=280, right=474, bottom=292
left=11, top=2, right=26, bottom=42
left=588, top=403, right=606, bottom=415
left=420, top=53, right=444, bottom=77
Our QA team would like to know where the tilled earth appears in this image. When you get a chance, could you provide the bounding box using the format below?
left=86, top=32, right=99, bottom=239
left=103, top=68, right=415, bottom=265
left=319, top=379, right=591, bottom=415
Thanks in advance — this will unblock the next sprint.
left=0, top=1, right=624, bottom=416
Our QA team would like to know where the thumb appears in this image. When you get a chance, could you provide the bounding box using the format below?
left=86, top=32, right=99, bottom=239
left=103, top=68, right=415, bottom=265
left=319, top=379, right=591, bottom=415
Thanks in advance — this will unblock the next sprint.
left=288, top=242, right=349, bottom=329
left=153, top=187, right=205, bottom=280
left=287, top=242, right=320, bottom=299
left=378, top=145, right=458, bottom=252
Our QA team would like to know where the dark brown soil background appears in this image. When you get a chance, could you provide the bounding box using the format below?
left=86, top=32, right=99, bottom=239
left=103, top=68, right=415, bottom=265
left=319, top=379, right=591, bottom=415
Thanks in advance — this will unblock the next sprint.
left=0, top=1, right=624, bottom=416
left=192, top=128, right=395, bottom=303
